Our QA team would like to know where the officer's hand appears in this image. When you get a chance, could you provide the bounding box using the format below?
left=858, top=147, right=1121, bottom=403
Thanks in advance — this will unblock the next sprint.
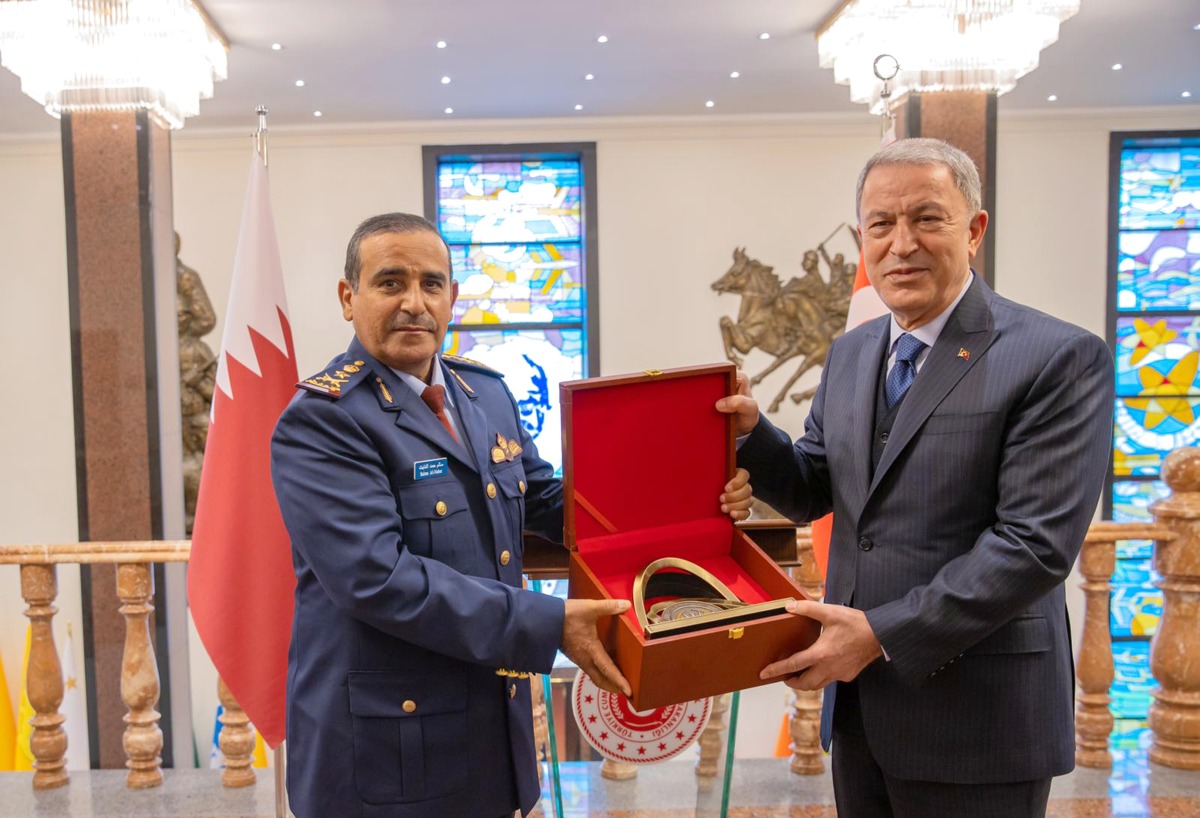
left=562, top=599, right=632, bottom=697
left=715, top=371, right=760, bottom=438
left=721, top=468, right=753, bottom=522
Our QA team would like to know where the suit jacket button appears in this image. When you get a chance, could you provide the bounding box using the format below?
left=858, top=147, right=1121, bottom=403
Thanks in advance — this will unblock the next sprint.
left=402, top=700, right=416, bottom=714
left=435, top=501, right=448, bottom=516
left=879, top=431, right=890, bottom=443
left=858, top=537, right=873, bottom=551
left=500, top=549, right=512, bottom=566
left=486, top=482, right=498, bottom=499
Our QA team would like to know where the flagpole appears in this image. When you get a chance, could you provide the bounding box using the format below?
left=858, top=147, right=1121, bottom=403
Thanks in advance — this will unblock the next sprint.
left=255, top=104, right=268, bottom=167
left=275, top=743, right=289, bottom=818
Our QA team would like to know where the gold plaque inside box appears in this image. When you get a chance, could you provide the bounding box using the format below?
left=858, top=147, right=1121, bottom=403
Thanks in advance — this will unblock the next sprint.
left=633, top=557, right=794, bottom=639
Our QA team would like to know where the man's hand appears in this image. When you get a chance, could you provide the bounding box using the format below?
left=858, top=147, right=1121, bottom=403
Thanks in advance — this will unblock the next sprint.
left=562, top=599, right=632, bottom=697
left=759, top=601, right=883, bottom=691
left=715, top=371, right=760, bottom=438
left=721, top=468, right=753, bottom=521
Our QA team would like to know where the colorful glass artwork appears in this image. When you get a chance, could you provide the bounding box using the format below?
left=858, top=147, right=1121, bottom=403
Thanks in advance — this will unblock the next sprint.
left=443, top=329, right=584, bottom=474
left=450, top=244, right=584, bottom=325
left=1116, top=539, right=1153, bottom=560
left=437, top=160, right=582, bottom=245
left=1114, top=316, right=1200, bottom=397
left=1119, top=145, right=1200, bottom=230
left=1116, top=231, right=1200, bottom=311
left=1110, top=558, right=1162, bottom=638
left=1112, top=480, right=1171, bottom=523
left=1114, top=397, right=1200, bottom=475
left=1111, top=642, right=1155, bottom=719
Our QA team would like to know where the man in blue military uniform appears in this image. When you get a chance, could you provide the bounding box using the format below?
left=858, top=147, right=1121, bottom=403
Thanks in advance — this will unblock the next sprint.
left=272, top=213, right=752, bottom=818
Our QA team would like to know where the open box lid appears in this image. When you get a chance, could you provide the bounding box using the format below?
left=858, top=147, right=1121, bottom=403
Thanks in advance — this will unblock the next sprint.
left=560, top=364, right=736, bottom=551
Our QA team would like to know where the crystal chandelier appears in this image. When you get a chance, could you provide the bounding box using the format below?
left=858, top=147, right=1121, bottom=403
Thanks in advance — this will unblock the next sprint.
left=0, top=0, right=228, bottom=130
left=817, top=0, right=1080, bottom=113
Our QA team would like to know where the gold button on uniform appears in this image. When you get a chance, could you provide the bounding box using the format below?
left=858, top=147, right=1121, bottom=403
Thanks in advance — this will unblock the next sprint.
left=509, top=684, right=517, bottom=699
left=518, top=481, right=526, bottom=494
left=402, top=700, right=416, bottom=714
left=435, top=501, right=448, bottom=516
left=500, top=550, right=511, bottom=566
left=486, top=482, right=497, bottom=499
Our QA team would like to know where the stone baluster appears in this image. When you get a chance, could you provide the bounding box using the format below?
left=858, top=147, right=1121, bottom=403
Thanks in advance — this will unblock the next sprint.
left=695, top=692, right=732, bottom=785
left=218, top=676, right=257, bottom=787
left=20, top=564, right=68, bottom=789
left=1149, top=448, right=1200, bottom=770
left=117, top=562, right=163, bottom=788
left=788, top=532, right=825, bottom=774
left=1074, top=532, right=1116, bottom=768
left=600, top=758, right=637, bottom=780
left=530, top=673, right=549, bottom=786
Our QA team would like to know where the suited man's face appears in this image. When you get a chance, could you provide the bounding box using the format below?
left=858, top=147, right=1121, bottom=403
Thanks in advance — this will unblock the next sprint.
left=339, top=230, right=458, bottom=382
left=858, top=163, right=988, bottom=331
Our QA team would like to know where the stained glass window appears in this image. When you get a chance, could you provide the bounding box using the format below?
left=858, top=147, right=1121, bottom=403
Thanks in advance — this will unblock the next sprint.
left=427, top=145, right=597, bottom=476
left=1107, top=132, right=1200, bottom=729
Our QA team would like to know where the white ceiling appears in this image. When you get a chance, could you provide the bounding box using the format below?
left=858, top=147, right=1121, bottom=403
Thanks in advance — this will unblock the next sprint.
left=0, top=0, right=1197, bottom=137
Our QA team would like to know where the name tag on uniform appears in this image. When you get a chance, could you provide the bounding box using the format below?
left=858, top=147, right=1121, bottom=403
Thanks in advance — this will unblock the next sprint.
left=414, top=458, right=449, bottom=481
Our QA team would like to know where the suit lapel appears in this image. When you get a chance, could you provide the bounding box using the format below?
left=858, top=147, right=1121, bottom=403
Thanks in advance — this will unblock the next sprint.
left=442, top=363, right=492, bottom=475
left=848, top=319, right=890, bottom=516
left=867, top=276, right=997, bottom=498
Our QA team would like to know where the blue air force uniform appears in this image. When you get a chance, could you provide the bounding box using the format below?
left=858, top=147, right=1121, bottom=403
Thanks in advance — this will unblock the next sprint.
left=270, top=337, right=564, bottom=818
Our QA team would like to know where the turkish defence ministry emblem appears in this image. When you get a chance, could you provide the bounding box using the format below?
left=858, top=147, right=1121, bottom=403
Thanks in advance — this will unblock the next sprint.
left=571, top=669, right=711, bottom=764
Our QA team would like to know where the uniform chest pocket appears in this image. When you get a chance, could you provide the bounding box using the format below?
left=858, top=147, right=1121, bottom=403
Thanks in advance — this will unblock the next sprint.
left=490, top=461, right=527, bottom=547
left=347, top=670, right=469, bottom=804
left=396, top=481, right=474, bottom=561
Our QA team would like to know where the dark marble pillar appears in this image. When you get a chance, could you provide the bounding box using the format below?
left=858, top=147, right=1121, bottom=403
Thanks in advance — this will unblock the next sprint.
left=895, top=91, right=998, bottom=286
left=62, top=110, right=177, bottom=769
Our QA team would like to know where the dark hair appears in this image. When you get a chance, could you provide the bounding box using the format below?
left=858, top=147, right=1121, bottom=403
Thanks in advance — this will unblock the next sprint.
left=343, top=212, right=452, bottom=290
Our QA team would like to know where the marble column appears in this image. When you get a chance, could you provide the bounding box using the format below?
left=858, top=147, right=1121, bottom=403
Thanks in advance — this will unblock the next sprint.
left=62, top=110, right=184, bottom=769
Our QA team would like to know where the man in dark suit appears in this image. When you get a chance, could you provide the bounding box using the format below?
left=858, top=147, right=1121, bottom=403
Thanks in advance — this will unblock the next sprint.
left=718, top=139, right=1113, bottom=817
left=272, top=212, right=753, bottom=818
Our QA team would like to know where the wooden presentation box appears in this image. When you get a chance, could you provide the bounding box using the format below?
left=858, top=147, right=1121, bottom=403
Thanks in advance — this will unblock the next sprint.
left=562, top=363, right=819, bottom=710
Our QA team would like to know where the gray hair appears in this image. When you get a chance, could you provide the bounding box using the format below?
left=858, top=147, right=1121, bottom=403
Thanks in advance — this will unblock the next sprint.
left=855, top=138, right=982, bottom=221
left=343, top=212, right=452, bottom=290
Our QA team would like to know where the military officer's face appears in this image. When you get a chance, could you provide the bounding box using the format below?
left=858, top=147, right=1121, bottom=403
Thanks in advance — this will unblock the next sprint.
left=339, top=230, right=458, bottom=381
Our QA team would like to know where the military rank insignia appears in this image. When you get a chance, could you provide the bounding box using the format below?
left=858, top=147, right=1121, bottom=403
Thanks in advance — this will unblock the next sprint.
left=491, top=432, right=524, bottom=463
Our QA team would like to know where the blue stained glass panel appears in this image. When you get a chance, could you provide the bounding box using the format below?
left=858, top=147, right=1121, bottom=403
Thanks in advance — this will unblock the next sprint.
left=1113, top=397, right=1200, bottom=475
left=1110, top=558, right=1162, bottom=638
left=1112, top=481, right=1170, bottom=523
left=437, top=160, right=582, bottom=244
left=443, top=328, right=585, bottom=475
left=1116, top=539, right=1153, bottom=560
left=1116, top=231, right=1200, bottom=311
left=450, top=244, right=584, bottom=325
left=1115, top=316, right=1200, bottom=397
left=1119, top=146, right=1200, bottom=230
left=1110, top=643, right=1155, bottom=720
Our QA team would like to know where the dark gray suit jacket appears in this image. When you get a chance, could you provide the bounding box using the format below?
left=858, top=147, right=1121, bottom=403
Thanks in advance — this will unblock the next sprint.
left=739, top=276, right=1113, bottom=784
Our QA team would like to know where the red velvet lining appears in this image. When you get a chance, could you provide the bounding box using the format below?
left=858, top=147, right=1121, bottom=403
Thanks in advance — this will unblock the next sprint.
left=578, top=519, right=773, bottom=635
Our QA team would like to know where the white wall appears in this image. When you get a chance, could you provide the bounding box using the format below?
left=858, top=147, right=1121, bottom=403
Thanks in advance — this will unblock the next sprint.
left=2, top=104, right=1199, bottom=763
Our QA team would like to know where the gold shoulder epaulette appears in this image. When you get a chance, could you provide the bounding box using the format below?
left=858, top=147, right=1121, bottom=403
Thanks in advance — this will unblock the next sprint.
left=443, top=354, right=504, bottom=378
left=297, top=358, right=370, bottom=398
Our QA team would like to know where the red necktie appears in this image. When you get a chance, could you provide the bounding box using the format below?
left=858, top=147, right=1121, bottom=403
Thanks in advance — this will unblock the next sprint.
left=421, top=385, right=460, bottom=444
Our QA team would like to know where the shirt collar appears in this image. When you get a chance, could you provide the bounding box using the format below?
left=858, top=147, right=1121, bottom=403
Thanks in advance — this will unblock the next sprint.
left=888, top=271, right=974, bottom=352
left=391, top=357, right=454, bottom=407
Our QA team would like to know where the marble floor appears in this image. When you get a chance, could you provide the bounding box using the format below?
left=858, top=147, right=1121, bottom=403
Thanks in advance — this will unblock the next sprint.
left=0, top=750, right=1197, bottom=818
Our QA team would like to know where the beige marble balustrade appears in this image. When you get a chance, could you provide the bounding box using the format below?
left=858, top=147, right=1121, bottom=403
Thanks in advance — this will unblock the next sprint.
left=217, top=676, right=256, bottom=787
left=788, top=526, right=824, bottom=775
left=1148, top=448, right=1200, bottom=770
left=0, top=540, right=189, bottom=790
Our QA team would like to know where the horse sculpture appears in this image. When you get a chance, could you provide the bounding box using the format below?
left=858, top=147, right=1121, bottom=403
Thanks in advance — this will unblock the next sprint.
left=712, top=243, right=855, bottom=413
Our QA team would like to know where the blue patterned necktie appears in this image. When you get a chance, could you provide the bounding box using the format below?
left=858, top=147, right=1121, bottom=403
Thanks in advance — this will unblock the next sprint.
left=885, top=333, right=927, bottom=409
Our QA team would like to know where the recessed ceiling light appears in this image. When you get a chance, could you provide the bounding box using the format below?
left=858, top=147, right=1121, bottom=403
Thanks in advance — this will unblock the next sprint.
left=295, top=79, right=305, bottom=87
left=759, top=32, right=770, bottom=40
left=313, top=111, right=322, bottom=117
left=271, top=43, right=283, bottom=51
left=445, top=107, right=454, bottom=114
left=1111, top=63, right=1123, bottom=71
left=574, top=104, right=583, bottom=110
left=1194, top=23, right=1200, bottom=30
left=441, top=76, right=451, bottom=84
left=1184, top=91, right=1193, bottom=99
left=706, top=100, right=715, bottom=108
left=730, top=71, right=740, bottom=79
left=436, top=40, right=447, bottom=49
left=1047, top=94, right=1057, bottom=102
left=597, top=35, right=608, bottom=43
left=585, top=73, right=595, bottom=80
